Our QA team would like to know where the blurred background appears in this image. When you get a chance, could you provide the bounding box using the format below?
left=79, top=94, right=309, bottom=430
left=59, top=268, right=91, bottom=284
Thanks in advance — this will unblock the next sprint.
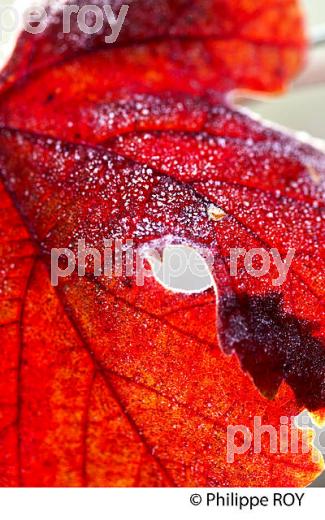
left=243, top=0, right=325, bottom=143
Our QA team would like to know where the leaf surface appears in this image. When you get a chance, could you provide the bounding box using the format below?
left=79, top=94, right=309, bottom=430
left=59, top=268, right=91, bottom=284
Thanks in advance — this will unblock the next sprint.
left=0, top=0, right=324, bottom=487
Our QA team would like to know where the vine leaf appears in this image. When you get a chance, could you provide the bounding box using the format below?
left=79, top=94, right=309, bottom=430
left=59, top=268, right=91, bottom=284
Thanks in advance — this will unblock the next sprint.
left=0, top=0, right=324, bottom=487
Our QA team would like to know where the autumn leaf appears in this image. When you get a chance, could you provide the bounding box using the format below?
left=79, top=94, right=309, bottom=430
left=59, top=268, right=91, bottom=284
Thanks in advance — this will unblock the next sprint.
left=0, top=0, right=307, bottom=99
left=0, top=0, right=324, bottom=487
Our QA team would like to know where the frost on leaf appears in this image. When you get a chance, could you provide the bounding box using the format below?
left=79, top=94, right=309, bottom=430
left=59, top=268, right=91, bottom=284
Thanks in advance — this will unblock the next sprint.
left=0, top=0, right=323, bottom=487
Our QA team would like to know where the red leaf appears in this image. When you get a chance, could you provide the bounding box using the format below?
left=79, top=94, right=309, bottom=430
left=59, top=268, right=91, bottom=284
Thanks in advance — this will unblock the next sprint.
left=0, top=0, right=306, bottom=100
left=0, top=0, right=324, bottom=487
